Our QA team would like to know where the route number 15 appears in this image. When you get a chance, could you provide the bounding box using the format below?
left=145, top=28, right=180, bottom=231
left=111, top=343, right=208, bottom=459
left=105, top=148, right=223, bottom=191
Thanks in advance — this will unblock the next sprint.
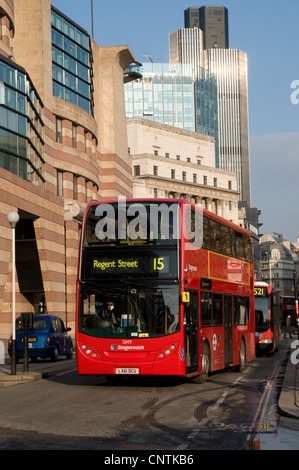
left=153, top=257, right=165, bottom=270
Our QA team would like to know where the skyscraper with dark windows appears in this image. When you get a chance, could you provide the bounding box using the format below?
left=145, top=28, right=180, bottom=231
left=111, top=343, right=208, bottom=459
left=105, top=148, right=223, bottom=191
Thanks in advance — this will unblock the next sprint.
left=175, top=5, right=261, bottom=271
left=170, top=5, right=251, bottom=207
left=184, top=6, right=229, bottom=50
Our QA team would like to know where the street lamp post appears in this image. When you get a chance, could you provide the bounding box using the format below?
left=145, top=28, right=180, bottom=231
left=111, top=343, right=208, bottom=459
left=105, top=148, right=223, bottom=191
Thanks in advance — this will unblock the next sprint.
left=7, top=211, right=19, bottom=375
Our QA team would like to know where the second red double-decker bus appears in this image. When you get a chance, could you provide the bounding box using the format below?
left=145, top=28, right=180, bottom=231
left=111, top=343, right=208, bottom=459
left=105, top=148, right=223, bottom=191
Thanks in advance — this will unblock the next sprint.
left=76, top=198, right=255, bottom=383
left=254, top=282, right=281, bottom=354
left=281, top=296, right=297, bottom=327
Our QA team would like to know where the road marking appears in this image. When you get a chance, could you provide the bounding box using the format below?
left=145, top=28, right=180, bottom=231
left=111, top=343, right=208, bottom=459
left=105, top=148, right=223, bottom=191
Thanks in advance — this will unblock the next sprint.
left=245, top=360, right=281, bottom=444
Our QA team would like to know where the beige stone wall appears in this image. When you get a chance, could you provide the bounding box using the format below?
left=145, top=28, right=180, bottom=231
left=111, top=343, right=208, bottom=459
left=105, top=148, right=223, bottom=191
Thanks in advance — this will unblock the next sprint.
left=0, top=168, right=65, bottom=336
left=127, top=117, right=216, bottom=167
left=13, top=0, right=52, bottom=109
left=93, top=44, right=134, bottom=199
left=0, top=0, right=14, bottom=57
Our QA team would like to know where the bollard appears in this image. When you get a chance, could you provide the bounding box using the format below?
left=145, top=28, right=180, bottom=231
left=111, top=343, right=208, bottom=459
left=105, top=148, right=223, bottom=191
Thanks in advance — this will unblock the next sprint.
left=0, top=340, right=4, bottom=365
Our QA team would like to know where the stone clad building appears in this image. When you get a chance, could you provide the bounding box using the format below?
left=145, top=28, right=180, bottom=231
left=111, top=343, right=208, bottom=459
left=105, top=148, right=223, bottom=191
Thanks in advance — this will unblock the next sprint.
left=128, top=118, right=239, bottom=224
left=0, top=0, right=136, bottom=335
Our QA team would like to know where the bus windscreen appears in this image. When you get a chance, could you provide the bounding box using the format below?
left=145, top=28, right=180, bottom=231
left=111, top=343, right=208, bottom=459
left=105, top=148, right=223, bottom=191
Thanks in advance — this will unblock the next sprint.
left=83, top=201, right=180, bottom=247
left=78, top=283, right=180, bottom=339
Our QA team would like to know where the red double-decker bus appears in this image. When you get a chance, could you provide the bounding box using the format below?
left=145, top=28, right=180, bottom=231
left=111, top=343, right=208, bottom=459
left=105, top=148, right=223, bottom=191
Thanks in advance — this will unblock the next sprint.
left=281, top=296, right=297, bottom=326
left=76, top=198, right=255, bottom=383
left=254, top=282, right=281, bottom=354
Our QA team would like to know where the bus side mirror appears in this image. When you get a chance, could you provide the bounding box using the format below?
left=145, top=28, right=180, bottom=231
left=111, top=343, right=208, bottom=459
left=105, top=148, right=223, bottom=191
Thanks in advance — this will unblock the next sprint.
left=272, top=295, right=277, bottom=307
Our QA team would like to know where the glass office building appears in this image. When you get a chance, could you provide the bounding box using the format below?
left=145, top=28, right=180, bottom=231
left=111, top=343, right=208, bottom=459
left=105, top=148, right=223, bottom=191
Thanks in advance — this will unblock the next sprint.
left=125, top=62, right=219, bottom=164
left=0, top=56, right=44, bottom=187
left=51, top=7, right=93, bottom=115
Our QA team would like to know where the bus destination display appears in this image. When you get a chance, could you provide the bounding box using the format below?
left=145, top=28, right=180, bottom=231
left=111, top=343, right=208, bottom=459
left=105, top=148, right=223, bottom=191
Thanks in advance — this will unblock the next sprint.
left=254, top=286, right=267, bottom=297
left=81, top=250, right=177, bottom=279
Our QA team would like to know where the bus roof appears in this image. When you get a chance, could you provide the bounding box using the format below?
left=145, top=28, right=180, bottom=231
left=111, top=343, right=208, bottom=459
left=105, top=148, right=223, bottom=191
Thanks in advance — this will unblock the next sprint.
left=84, top=198, right=251, bottom=237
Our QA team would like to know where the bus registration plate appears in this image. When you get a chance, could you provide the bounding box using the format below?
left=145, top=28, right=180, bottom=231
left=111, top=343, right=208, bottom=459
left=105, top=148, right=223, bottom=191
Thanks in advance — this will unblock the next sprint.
left=116, top=368, right=139, bottom=375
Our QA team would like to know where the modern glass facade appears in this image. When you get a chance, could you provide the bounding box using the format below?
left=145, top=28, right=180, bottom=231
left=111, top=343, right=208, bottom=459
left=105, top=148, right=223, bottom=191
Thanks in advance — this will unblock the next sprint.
left=51, top=7, right=93, bottom=115
left=0, top=57, right=44, bottom=186
left=125, top=62, right=219, bottom=163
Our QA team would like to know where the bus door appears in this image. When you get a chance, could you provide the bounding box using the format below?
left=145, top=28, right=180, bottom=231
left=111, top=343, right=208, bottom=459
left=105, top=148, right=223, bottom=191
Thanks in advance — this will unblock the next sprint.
left=224, top=294, right=233, bottom=366
left=184, top=290, right=199, bottom=375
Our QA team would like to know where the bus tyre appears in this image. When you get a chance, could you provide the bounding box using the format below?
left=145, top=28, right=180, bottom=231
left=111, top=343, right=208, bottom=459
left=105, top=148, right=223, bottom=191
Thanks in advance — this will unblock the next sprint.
left=193, top=342, right=210, bottom=384
left=238, top=339, right=246, bottom=372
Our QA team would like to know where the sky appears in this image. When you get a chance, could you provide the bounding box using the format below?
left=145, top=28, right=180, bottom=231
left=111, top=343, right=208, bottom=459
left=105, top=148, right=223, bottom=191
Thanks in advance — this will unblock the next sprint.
left=52, top=0, right=299, bottom=241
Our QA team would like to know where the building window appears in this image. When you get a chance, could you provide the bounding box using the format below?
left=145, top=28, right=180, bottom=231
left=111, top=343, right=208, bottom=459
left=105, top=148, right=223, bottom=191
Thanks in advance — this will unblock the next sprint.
left=56, top=117, right=62, bottom=143
left=228, top=180, right=232, bottom=190
left=182, top=171, right=186, bottom=181
left=171, top=169, right=175, bottom=179
left=57, top=170, right=63, bottom=196
left=165, top=152, right=169, bottom=158
left=154, top=150, right=158, bottom=156
left=214, top=178, right=217, bottom=187
left=197, top=159, right=201, bottom=165
left=176, top=155, right=180, bottom=160
left=84, top=130, right=88, bottom=152
left=51, top=7, right=93, bottom=115
left=0, top=58, right=44, bottom=186
left=193, top=173, right=197, bottom=183
left=203, top=176, right=207, bottom=185
left=73, top=174, right=78, bottom=200
left=229, top=201, right=232, bottom=211
left=134, top=165, right=140, bottom=176
left=187, top=157, right=191, bottom=163
left=153, top=165, right=158, bottom=176
left=154, top=188, right=157, bottom=198
left=72, top=124, right=77, bottom=148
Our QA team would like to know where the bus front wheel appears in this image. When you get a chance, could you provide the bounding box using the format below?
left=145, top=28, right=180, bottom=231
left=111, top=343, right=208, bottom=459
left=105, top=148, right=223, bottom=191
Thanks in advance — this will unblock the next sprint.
left=192, top=342, right=210, bottom=384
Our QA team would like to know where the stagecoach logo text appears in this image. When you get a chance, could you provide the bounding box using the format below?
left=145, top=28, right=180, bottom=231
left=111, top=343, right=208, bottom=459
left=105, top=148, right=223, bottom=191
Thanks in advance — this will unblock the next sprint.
left=110, top=344, right=145, bottom=352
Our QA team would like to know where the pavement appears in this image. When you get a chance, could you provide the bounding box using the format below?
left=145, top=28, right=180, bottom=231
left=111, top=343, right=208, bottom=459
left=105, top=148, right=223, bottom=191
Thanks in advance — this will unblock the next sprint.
left=277, top=336, right=299, bottom=420
left=0, top=338, right=49, bottom=387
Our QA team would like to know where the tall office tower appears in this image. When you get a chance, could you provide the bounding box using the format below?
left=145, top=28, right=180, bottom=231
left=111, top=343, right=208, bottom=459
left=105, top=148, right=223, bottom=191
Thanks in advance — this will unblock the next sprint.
left=170, top=6, right=251, bottom=206
left=202, top=48, right=251, bottom=206
left=169, top=28, right=203, bottom=73
left=184, top=6, right=229, bottom=49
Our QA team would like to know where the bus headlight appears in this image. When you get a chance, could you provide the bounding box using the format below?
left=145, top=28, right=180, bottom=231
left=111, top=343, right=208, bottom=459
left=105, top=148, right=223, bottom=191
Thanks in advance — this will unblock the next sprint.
left=79, top=342, right=99, bottom=359
left=156, top=342, right=179, bottom=360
